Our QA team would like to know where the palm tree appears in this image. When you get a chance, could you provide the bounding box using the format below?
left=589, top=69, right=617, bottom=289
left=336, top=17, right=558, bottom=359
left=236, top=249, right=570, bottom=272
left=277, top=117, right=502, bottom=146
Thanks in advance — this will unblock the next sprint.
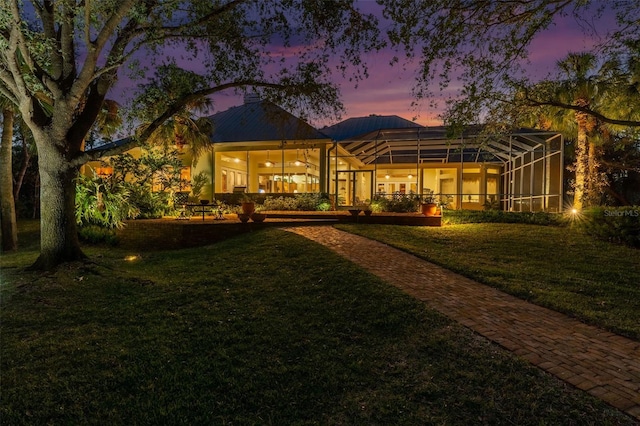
left=142, top=97, right=214, bottom=165
left=555, top=53, right=601, bottom=210
left=515, top=52, right=634, bottom=209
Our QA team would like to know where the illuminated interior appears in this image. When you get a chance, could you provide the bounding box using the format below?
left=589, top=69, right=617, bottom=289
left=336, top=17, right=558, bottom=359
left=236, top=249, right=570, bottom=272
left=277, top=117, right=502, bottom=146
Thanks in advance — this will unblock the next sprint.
left=85, top=102, right=564, bottom=212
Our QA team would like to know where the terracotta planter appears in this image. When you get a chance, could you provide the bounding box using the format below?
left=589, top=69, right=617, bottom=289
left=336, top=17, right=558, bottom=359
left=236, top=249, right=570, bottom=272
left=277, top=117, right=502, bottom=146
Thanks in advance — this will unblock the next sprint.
left=241, top=202, right=255, bottom=215
left=421, top=203, right=438, bottom=216
left=363, top=209, right=372, bottom=216
left=237, top=213, right=251, bottom=223
left=251, top=212, right=266, bottom=222
left=348, top=209, right=361, bottom=217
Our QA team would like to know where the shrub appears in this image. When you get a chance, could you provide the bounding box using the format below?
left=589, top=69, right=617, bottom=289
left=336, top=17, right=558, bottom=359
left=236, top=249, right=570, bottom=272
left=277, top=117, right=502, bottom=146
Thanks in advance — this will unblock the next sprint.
left=261, top=193, right=332, bottom=211
left=190, top=172, right=209, bottom=200
left=304, top=192, right=332, bottom=211
left=442, top=209, right=567, bottom=226
left=372, top=194, right=421, bottom=213
left=127, top=187, right=172, bottom=219
left=574, top=206, right=640, bottom=247
left=75, top=173, right=139, bottom=229
left=78, top=225, right=119, bottom=245
left=108, top=146, right=188, bottom=218
left=262, top=196, right=299, bottom=211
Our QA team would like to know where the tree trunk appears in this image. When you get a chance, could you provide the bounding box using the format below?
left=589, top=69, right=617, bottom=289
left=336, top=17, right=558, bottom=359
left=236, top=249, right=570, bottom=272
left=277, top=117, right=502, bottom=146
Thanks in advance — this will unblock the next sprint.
left=1, top=108, right=18, bottom=252
left=573, top=111, right=589, bottom=210
left=14, top=136, right=31, bottom=200
left=32, top=172, right=40, bottom=220
left=29, top=141, right=86, bottom=270
left=585, top=141, right=604, bottom=207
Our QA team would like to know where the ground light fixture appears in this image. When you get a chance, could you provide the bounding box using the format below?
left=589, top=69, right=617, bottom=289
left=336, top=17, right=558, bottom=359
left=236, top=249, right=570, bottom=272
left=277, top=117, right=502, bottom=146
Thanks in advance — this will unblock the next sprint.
left=566, top=207, right=585, bottom=223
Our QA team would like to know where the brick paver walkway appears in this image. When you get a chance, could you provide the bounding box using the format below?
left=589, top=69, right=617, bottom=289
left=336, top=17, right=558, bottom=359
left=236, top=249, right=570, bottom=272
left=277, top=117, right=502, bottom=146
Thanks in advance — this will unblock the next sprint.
left=284, top=226, right=640, bottom=421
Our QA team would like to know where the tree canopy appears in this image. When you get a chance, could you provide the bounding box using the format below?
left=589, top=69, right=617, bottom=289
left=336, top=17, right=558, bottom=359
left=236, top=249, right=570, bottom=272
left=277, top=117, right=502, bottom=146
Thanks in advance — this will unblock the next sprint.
left=0, top=0, right=382, bottom=269
left=381, top=0, right=640, bottom=128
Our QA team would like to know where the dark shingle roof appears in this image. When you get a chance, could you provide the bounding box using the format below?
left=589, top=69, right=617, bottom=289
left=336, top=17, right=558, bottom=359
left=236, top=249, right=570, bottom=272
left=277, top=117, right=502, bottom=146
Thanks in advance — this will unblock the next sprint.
left=85, top=137, right=133, bottom=153
left=209, top=100, right=329, bottom=142
left=321, top=115, right=422, bottom=141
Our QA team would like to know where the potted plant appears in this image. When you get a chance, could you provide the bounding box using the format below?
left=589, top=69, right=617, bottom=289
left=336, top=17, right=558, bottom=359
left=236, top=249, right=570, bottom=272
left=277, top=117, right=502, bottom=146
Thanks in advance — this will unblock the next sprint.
left=240, top=193, right=255, bottom=215
left=361, top=200, right=373, bottom=216
left=421, top=191, right=438, bottom=216
left=250, top=205, right=267, bottom=222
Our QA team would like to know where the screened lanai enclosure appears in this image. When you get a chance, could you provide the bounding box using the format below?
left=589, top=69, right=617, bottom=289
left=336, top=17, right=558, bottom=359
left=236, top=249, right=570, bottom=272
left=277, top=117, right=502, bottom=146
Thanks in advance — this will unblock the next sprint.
left=323, top=118, right=564, bottom=212
left=194, top=111, right=565, bottom=212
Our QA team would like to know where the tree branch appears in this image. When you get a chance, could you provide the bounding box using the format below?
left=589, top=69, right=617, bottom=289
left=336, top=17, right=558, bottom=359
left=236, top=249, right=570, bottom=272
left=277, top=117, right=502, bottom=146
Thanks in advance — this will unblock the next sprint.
left=0, top=71, right=19, bottom=105
left=5, top=8, right=29, bottom=101
left=74, top=79, right=290, bottom=165
left=520, top=97, right=640, bottom=127
left=71, top=0, right=137, bottom=103
left=59, top=1, right=76, bottom=85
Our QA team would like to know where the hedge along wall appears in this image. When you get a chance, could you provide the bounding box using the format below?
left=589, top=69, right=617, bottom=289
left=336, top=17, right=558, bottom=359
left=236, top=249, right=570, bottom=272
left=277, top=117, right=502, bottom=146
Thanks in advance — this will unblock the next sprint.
left=575, top=206, right=640, bottom=248
left=441, top=209, right=568, bottom=226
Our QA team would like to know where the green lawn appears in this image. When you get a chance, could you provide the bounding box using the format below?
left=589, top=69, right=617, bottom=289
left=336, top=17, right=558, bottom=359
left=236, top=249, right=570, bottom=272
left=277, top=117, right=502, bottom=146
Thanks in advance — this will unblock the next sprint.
left=336, top=223, right=640, bottom=340
left=0, top=222, right=635, bottom=424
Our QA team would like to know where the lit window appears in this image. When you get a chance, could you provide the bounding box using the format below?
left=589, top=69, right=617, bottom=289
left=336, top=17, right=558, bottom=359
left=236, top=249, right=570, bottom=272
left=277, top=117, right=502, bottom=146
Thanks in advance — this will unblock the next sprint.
left=95, top=166, right=113, bottom=177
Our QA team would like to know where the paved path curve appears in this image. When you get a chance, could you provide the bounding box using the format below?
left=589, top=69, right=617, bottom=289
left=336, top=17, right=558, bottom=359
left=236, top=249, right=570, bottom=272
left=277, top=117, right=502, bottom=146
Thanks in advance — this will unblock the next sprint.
left=283, top=225, right=640, bottom=421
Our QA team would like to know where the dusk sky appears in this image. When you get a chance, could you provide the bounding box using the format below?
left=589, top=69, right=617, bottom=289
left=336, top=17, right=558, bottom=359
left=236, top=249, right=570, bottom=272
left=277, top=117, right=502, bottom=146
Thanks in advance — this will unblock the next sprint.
left=116, top=2, right=620, bottom=130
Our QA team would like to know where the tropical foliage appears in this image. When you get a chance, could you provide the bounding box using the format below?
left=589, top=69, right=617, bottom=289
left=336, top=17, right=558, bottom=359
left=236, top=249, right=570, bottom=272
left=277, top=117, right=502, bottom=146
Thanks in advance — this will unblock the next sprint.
left=74, top=173, right=138, bottom=229
left=106, top=145, right=189, bottom=218
left=132, top=65, right=215, bottom=165
left=574, top=206, right=640, bottom=248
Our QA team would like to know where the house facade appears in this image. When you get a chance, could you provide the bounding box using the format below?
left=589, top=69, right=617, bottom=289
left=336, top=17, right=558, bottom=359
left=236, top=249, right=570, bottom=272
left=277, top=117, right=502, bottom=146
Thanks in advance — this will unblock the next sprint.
left=88, top=96, right=565, bottom=212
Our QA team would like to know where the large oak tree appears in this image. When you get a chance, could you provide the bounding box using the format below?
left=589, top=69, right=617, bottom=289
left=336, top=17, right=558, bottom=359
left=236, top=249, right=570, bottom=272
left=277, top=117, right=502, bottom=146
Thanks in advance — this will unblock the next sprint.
left=0, top=0, right=381, bottom=270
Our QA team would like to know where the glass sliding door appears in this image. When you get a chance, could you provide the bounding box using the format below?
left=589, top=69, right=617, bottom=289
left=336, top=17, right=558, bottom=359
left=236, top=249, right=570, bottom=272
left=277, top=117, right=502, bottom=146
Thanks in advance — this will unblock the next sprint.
left=332, top=170, right=373, bottom=206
